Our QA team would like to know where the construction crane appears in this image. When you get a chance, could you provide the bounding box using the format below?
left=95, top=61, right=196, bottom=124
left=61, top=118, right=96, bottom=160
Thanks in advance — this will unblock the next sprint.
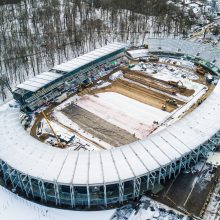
left=42, top=111, right=64, bottom=148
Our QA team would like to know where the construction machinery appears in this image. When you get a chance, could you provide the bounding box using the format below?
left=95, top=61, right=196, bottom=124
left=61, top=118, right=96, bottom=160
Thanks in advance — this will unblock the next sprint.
left=196, top=66, right=206, bottom=75
left=42, top=111, right=64, bottom=148
left=124, top=72, right=177, bottom=95
left=148, top=55, right=159, bottom=62
left=166, top=99, right=178, bottom=106
left=168, top=80, right=186, bottom=92
left=162, top=104, right=167, bottom=111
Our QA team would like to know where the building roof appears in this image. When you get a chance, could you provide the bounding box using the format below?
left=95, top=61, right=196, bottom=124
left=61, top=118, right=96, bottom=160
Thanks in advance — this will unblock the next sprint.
left=1, top=79, right=220, bottom=185
left=4, top=39, right=220, bottom=186
left=16, top=72, right=61, bottom=92
left=0, top=185, right=115, bottom=220
left=15, top=42, right=127, bottom=93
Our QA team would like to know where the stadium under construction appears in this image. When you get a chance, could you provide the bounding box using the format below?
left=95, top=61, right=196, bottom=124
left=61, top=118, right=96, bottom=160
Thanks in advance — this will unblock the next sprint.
left=0, top=39, right=220, bottom=209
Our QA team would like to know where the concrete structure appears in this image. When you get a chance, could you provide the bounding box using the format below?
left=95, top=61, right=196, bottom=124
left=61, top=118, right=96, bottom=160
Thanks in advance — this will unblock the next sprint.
left=1, top=39, right=220, bottom=209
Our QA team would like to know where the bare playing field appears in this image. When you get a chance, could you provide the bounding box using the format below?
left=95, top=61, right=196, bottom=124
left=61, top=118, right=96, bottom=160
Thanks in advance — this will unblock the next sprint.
left=55, top=64, right=207, bottom=149
left=87, top=79, right=185, bottom=113
left=62, top=102, right=138, bottom=147
left=62, top=92, right=171, bottom=142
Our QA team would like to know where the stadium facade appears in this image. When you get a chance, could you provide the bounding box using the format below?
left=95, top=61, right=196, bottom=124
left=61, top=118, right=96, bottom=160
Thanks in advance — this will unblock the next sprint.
left=1, top=39, right=220, bottom=209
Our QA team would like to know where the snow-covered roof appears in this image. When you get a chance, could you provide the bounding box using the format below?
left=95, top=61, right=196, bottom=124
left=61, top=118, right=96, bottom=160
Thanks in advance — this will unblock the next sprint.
left=2, top=79, right=220, bottom=185
left=16, top=72, right=61, bottom=92
left=53, top=42, right=127, bottom=73
left=5, top=39, right=220, bottom=186
left=15, top=42, right=127, bottom=93
left=127, top=49, right=149, bottom=59
left=0, top=185, right=115, bottom=220
left=147, top=38, right=220, bottom=69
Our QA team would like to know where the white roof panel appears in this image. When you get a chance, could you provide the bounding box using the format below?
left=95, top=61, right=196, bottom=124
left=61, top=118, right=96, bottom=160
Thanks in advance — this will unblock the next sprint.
left=40, top=72, right=61, bottom=79
left=141, top=139, right=170, bottom=166
left=36, top=74, right=58, bottom=81
left=120, top=146, right=147, bottom=177
left=72, top=153, right=89, bottom=185
left=78, top=56, right=95, bottom=62
left=159, top=130, right=190, bottom=155
left=150, top=135, right=181, bottom=160
left=53, top=65, right=73, bottom=72
left=129, top=141, right=159, bottom=171
left=88, top=152, right=103, bottom=185
left=57, top=151, right=79, bottom=184
left=101, top=151, right=119, bottom=184
left=16, top=84, right=38, bottom=92
left=23, top=80, right=44, bottom=89
left=111, top=148, right=134, bottom=180
left=29, top=77, right=50, bottom=84
left=42, top=150, right=68, bottom=182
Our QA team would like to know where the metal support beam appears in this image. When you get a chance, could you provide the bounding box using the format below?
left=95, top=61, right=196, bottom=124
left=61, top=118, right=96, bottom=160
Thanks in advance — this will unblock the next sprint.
left=119, top=182, right=124, bottom=203
left=70, top=185, right=75, bottom=208
left=133, top=178, right=141, bottom=198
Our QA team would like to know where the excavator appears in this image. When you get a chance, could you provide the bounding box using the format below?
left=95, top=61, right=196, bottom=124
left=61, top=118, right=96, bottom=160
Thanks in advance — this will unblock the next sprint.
left=168, top=80, right=186, bottom=92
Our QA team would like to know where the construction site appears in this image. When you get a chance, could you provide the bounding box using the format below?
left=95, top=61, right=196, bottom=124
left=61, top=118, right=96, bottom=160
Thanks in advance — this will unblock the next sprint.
left=2, top=39, right=220, bottom=213
left=31, top=54, right=213, bottom=151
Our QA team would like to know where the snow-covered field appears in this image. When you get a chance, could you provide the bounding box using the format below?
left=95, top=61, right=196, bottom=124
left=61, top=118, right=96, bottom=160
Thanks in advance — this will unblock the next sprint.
left=132, top=60, right=198, bottom=82
left=207, top=152, right=220, bottom=166
left=53, top=110, right=113, bottom=150
left=112, top=196, right=188, bottom=220
left=76, top=92, right=170, bottom=139
left=0, top=186, right=115, bottom=220
left=203, top=186, right=220, bottom=220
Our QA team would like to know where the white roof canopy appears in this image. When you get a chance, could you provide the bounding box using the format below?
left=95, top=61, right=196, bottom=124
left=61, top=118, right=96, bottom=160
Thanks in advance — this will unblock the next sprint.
left=2, top=81, right=220, bottom=185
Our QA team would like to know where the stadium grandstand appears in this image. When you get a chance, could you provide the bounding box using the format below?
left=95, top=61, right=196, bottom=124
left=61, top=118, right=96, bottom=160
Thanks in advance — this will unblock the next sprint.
left=13, top=42, right=127, bottom=111
left=0, top=39, right=220, bottom=209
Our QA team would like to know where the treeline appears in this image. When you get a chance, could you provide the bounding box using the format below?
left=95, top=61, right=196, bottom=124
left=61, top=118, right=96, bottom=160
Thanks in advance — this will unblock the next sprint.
left=0, top=0, right=194, bottom=93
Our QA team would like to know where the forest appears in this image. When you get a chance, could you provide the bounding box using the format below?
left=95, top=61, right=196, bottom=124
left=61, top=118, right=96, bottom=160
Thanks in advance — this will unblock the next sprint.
left=0, top=0, right=195, bottom=99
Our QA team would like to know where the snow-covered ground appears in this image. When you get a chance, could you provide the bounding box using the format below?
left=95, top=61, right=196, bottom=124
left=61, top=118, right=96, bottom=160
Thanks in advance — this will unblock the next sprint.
left=39, top=119, right=103, bottom=151
left=203, top=169, right=220, bottom=220
left=131, top=60, right=198, bottom=82
left=111, top=196, right=189, bottom=220
left=53, top=110, right=113, bottom=150
left=127, top=49, right=149, bottom=59
left=0, top=185, right=115, bottom=220
left=109, top=70, right=123, bottom=81
left=207, top=152, right=220, bottom=167
left=76, top=92, right=170, bottom=139
left=154, top=86, right=207, bottom=134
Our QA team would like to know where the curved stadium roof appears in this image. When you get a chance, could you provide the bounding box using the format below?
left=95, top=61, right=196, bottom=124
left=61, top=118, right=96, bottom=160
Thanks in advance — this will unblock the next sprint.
left=1, top=39, right=220, bottom=186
